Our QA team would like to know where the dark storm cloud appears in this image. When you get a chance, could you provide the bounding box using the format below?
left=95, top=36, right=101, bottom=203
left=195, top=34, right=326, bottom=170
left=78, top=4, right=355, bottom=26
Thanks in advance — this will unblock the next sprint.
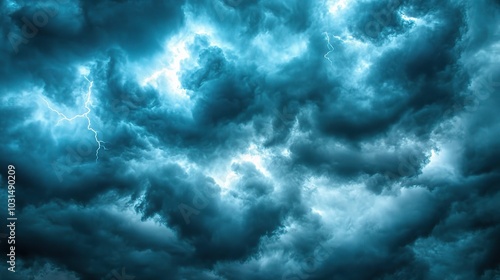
left=1, top=0, right=185, bottom=108
left=290, top=137, right=430, bottom=182
left=182, top=44, right=261, bottom=127
left=135, top=161, right=290, bottom=266
left=1, top=0, right=499, bottom=279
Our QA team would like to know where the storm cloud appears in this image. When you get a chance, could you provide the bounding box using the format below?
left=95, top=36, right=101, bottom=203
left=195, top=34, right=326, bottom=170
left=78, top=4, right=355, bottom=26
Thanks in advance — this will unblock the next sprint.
left=0, top=0, right=499, bottom=279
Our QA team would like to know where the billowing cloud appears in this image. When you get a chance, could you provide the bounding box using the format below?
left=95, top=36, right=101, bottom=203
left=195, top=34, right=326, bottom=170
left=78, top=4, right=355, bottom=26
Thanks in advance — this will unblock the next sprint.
left=1, top=0, right=499, bottom=279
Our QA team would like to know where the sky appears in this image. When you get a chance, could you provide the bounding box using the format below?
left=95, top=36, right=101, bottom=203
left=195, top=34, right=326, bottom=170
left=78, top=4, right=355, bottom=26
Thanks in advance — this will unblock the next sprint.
left=0, top=0, right=499, bottom=279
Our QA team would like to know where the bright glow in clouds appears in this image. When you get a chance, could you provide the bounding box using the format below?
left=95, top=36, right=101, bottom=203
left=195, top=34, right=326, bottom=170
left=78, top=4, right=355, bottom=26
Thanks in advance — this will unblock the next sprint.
left=250, top=31, right=308, bottom=69
left=328, top=0, right=351, bottom=15
left=421, top=145, right=459, bottom=178
left=239, top=153, right=271, bottom=178
left=208, top=144, right=272, bottom=191
left=78, top=66, right=90, bottom=76
left=210, top=167, right=239, bottom=191
left=140, top=37, right=191, bottom=97
left=140, top=21, right=219, bottom=99
left=400, top=12, right=419, bottom=23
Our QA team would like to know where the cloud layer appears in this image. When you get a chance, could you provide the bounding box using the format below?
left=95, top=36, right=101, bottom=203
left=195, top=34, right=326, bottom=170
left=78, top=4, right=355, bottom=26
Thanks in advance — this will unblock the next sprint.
left=1, top=0, right=499, bottom=279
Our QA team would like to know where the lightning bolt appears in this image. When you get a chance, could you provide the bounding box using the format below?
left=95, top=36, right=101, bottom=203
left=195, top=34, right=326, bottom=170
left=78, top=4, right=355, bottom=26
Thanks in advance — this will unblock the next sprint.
left=42, top=76, right=106, bottom=162
left=323, top=32, right=334, bottom=65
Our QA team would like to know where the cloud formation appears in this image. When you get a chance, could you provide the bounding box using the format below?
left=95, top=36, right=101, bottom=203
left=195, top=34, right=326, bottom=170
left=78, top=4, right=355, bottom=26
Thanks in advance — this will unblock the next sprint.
left=0, top=0, right=499, bottom=279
